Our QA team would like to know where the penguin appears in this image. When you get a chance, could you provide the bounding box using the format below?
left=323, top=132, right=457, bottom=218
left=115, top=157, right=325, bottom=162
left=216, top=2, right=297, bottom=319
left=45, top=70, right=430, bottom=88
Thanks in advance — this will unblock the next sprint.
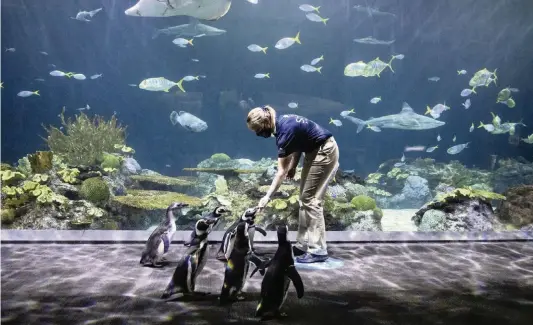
left=184, top=206, right=231, bottom=245
left=161, top=213, right=220, bottom=299
left=251, top=225, right=304, bottom=320
left=216, top=206, right=267, bottom=262
left=140, top=202, right=188, bottom=267
left=219, top=221, right=263, bottom=305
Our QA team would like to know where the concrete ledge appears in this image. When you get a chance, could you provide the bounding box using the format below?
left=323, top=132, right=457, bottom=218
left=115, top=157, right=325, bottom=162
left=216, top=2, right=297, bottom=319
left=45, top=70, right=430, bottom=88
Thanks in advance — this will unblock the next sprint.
left=1, top=229, right=532, bottom=243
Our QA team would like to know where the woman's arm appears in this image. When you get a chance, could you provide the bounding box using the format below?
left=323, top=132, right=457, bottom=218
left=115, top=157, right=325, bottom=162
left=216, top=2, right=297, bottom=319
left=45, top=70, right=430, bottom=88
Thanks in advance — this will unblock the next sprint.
left=288, top=152, right=302, bottom=170
left=264, top=156, right=292, bottom=198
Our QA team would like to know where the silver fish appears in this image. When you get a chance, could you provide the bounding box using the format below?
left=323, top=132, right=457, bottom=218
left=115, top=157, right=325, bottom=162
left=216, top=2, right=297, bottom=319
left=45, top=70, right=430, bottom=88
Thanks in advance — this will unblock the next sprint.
left=152, top=18, right=226, bottom=39
left=71, top=8, right=102, bottom=22
left=447, top=143, right=470, bottom=155
left=428, top=76, right=440, bottom=82
left=170, top=110, right=208, bottom=132
left=461, top=88, right=476, bottom=97
left=353, top=36, right=395, bottom=45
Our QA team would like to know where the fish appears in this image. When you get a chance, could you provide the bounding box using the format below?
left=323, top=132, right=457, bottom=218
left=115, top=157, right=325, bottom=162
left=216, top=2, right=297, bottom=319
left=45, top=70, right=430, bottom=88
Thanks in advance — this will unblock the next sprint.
left=478, top=122, right=495, bottom=132
left=329, top=118, right=342, bottom=127
left=428, top=76, right=440, bottom=82
left=426, top=145, right=438, bottom=153
left=342, top=102, right=445, bottom=133
left=447, top=143, right=470, bottom=155
left=311, top=55, right=324, bottom=65
left=165, top=164, right=172, bottom=168
left=288, top=102, right=298, bottom=109
left=370, top=97, right=381, bottom=104
left=125, top=0, right=232, bottom=20
left=71, top=8, right=102, bottom=22
left=139, top=77, right=185, bottom=92
left=392, top=54, right=404, bottom=60
left=437, top=134, right=441, bottom=141
left=72, top=73, right=87, bottom=80
left=180, top=75, right=199, bottom=82
left=366, top=124, right=381, bottom=132
left=128, top=84, right=137, bottom=87
left=469, top=68, right=497, bottom=88
left=254, top=73, right=270, bottom=79
left=460, top=88, right=476, bottom=97
left=453, top=135, right=456, bottom=142
left=34, top=78, right=46, bottom=82
left=521, top=134, right=533, bottom=144
left=353, top=5, right=396, bottom=18
left=49, top=64, right=57, bottom=68
left=5, top=48, right=15, bottom=52
left=246, top=0, right=258, bottom=3
left=247, top=44, right=268, bottom=54
left=404, top=146, right=426, bottom=152
left=425, top=103, right=450, bottom=119
left=401, top=154, right=405, bottom=162
left=191, top=58, right=199, bottom=62
left=491, top=112, right=501, bottom=128
left=172, top=37, right=194, bottom=47
left=239, top=100, right=251, bottom=111
left=49, top=70, right=73, bottom=77
left=170, top=110, right=208, bottom=132
left=353, top=36, right=395, bottom=45
left=344, top=61, right=368, bottom=77
left=457, top=70, right=467, bottom=75
left=340, top=108, right=355, bottom=117
left=40, top=51, right=49, bottom=56
left=469, top=123, right=474, bottom=133
left=152, top=18, right=226, bottom=39
left=299, top=4, right=320, bottom=13
left=306, top=13, right=329, bottom=25
left=77, top=104, right=91, bottom=111
left=502, top=98, right=516, bottom=108
left=17, top=90, right=40, bottom=97
left=275, top=32, right=301, bottom=50
left=90, top=74, right=103, bottom=79
left=509, top=88, right=519, bottom=93
left=462, top=99, right=471, bottom=109
left=300, top=64, right=322, bottom=73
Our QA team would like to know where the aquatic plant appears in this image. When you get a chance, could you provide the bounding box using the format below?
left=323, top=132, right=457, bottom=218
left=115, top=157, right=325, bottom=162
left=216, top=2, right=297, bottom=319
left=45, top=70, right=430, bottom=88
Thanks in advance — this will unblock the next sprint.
left=43, top=110, right=126, bottom=166
left=210, top=153, right=231, bottom=163
left=366, top=186, right=392, bottom=197
left=1, top=208, right=16, bottom=224
left=268, top=199, right=288, bottom=210
left=0, top=163, right=12, bottom=171
left=100, top=152, right=122, bottom=170
left=350, top=195, right=377, bottom=211
left=183, top=168, right=266, bottom=177
left=435, top=186, right=506, bottom=203
left=16, top=156, right=32, bottom=176
left=80, top=177, right=111, bottom=204
left=2, top=186, right=24, bottom=196
left=31, top=184, right=67, bottom=205
left=22, top=180, right=39, bottom=192
left=114, top=144, right=135, bottom=155
left=365, top=173, right=382, bottom=184
left=130, top=174, right=196, bottom=187
left=0, top=170, right=26, bottom=183
left=28, top=151, right=53, bottom=173
left=32, top=174, right=49, bottom=184
left=57, top=167, right=80, bottom=184
left=112, top=190, right=202, bottom=210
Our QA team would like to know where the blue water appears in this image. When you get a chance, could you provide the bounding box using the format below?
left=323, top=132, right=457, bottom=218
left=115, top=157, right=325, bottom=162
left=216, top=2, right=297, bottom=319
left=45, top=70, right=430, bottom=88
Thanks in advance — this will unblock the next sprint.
left=2, top=0, right=532, bottom=175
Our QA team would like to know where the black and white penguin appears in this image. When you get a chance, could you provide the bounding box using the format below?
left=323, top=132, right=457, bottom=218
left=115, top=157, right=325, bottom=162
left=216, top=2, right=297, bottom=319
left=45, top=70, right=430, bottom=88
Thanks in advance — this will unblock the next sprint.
left=251, top=225, right=304, bottom=320
left=161, top=213, right=220, bottom=299
left=219, top=221, right=263, bottom=305
left=140, top=202, right=188, bottom=267
left=184, top=206, right=230, bottom=246
left=216, top=207, right=267, bottom=262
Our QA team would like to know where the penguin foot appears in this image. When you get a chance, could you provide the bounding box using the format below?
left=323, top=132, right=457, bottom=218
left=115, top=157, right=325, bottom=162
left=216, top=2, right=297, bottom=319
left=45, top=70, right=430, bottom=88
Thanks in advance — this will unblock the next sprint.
left=235, top=293, right=246, bottom=301
left=276, top=311, right=288, bottom=318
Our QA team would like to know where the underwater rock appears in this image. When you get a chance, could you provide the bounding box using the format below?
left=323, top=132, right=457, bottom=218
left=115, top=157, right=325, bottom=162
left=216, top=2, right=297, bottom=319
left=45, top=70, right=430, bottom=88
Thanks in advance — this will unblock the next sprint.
left=102, top=174, right=127, bottom=196
left=49, top=176, right=80, bottom=200
left=378, top=176, right=431, bottom=209
left=497, top=185, right=533, bottom=228
left=327, top=184, right=347, bottom=201
left=129, top=174, right=196, bottom=193
left=413, top=198, right=502, bottom=232
left=433, top=183, right=456, bottom=200
left=346, top=210, right=383, bottom=231
left=121, top=157, right=141, bottom=175
left=335, top=168, right=366, bottom=185
left=139, top=169, right=160, bottom=176
left=492, top=159, right=533, bottom=193
left=343, top=182, right=369, bottom=199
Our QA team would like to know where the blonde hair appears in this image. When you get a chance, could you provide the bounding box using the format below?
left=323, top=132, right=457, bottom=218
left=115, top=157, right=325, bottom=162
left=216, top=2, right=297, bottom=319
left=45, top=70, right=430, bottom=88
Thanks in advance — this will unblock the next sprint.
left=246, top=105, right=276, bottom=132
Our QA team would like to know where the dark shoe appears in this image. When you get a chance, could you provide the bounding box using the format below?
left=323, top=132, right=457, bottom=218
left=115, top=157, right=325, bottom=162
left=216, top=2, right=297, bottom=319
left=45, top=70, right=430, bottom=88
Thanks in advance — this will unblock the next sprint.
left=296, top=253, right=329, bottom=263
left=292, top=246, right=306, bottom=257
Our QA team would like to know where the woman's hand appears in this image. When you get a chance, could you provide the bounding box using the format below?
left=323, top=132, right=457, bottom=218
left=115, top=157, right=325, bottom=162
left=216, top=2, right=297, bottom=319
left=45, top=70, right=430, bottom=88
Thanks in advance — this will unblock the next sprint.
left=286, top=167, right=296, bottom=180
left=257, top=195, right=271, bottom=210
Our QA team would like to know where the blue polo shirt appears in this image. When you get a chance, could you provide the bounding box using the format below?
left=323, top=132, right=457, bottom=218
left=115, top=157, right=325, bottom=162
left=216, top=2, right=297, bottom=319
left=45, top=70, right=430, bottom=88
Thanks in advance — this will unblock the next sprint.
left=275, top=114, right=332, bottom=158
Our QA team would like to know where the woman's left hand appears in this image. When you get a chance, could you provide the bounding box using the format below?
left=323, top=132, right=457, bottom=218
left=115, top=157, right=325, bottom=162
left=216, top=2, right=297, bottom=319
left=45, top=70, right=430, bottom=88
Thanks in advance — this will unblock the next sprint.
left=258, top=196, right=271, bottom=210
left=286, top=167, right=296, bottom=180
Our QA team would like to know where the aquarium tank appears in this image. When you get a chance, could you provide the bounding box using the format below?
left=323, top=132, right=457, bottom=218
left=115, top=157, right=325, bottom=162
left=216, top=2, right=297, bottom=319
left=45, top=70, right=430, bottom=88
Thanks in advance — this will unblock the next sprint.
left=1, top=0, right=533, bottom=233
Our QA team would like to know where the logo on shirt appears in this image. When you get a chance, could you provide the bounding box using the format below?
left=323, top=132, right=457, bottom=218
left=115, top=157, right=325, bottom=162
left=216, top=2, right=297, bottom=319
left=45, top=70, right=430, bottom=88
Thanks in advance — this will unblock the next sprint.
left=282, top=114, right=308, bottom=124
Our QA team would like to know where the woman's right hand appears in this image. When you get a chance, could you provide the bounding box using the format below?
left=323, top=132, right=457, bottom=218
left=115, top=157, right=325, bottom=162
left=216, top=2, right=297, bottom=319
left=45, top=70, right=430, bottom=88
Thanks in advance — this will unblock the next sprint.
left=286, top=168, right=296, bottom=180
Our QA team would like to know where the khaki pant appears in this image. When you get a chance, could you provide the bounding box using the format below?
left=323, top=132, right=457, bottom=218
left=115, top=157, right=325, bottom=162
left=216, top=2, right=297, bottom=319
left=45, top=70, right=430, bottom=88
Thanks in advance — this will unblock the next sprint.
left=296, top=137, right=339, bottom=256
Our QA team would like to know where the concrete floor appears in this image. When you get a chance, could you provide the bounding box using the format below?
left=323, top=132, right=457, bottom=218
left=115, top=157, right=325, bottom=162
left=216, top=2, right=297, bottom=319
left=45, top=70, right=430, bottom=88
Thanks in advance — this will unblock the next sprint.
left=2, top=242, right=533, bottom=325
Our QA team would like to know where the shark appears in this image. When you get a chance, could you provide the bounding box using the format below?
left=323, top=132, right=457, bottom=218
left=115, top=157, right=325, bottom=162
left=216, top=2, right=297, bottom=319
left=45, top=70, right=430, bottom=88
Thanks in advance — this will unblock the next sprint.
left=125, top=0, right=232, bottom=21
left=152, top=18, right=226, bottom=39
left=342, top=102, right=445, bottom=133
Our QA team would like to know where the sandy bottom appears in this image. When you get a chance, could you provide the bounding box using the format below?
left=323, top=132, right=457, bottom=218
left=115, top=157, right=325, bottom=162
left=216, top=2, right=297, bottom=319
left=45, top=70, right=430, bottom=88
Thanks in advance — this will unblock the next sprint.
left=381, top=209, right=418, bottom=231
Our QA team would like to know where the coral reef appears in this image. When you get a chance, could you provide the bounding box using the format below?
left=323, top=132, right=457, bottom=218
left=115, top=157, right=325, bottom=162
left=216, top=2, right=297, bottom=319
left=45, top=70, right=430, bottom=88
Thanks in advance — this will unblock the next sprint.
left=210, top=153, right=231, bottom=163
left=43, top=110, right=126, bottom=166
left=79, top=177, right=111, bottom=204
left=111, top=190, right=202, bottom=210
left=497, top=185, right=533, bottom=228
left=27, top=151, right=53, bottom=173
left=350, top=195, right=377, bottom=211
left=183, top=167, right=266, bottom=177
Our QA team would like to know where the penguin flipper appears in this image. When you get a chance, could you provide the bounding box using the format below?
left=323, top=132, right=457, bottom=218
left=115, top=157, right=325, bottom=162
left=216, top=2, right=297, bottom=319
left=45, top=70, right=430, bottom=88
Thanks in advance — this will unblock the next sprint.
left=250, top=258, right=271, bottom=277
left=255, top=227, right=267, bottom=236
left=287, top=266, right=304, bottom=298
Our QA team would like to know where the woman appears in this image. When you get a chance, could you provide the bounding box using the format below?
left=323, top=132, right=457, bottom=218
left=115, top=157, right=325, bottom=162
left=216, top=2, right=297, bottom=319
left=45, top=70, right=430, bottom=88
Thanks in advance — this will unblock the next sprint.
left=247, top=105, right=339, bottom=263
